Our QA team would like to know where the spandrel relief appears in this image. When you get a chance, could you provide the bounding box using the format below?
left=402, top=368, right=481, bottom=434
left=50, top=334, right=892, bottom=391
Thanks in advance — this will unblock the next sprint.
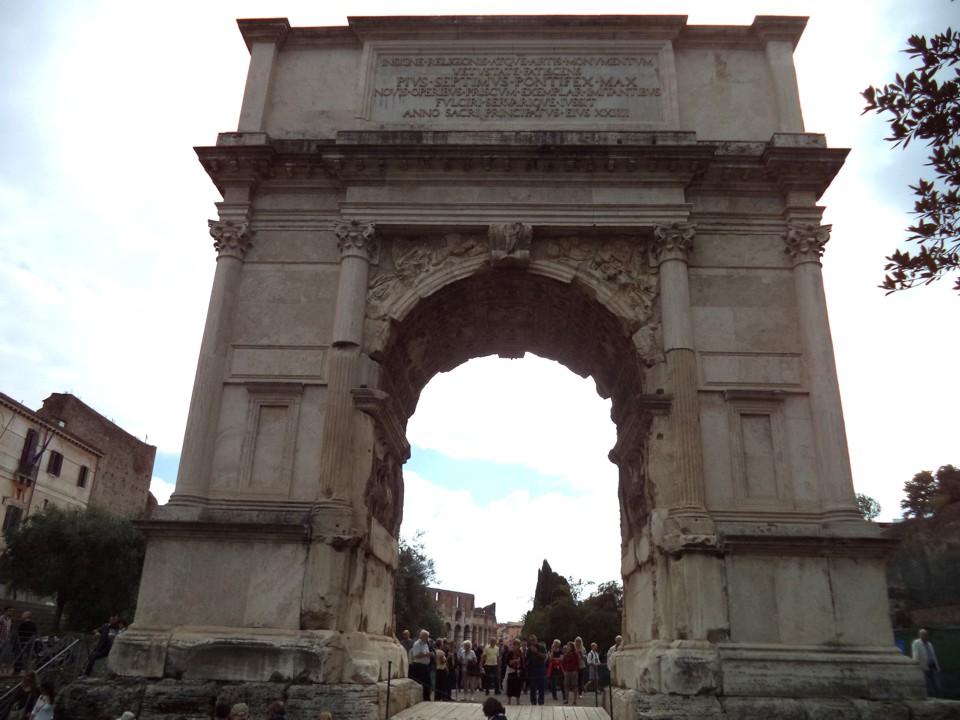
left=545, top=237, right=658, bottom=323
left=367, top=233, right=488, bottom=319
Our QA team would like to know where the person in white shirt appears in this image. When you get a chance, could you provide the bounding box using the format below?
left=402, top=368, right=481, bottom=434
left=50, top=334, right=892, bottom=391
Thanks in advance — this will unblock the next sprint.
left=410, top=629, right=434, bottom=701
left=911, top=628, right=941, bottom=697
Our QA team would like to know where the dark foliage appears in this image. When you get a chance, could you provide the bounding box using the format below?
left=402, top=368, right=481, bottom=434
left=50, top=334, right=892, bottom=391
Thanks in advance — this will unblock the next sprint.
left=0, top=506, right=145, bottom=631
left=857, top=493, right=882, bottom=521
left=901, top=464, right=960, bottom=518
left=862, top=23, right=960, bottom=291
left=393, top=532, right=444, bottom=639
left=523, top=560, right=622, bottom=660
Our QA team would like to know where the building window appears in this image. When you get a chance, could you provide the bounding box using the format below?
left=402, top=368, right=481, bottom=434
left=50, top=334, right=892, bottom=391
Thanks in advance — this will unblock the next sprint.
left=77, top=465, right=89, bottom=488
left=47, top=451, right=63, bottom=477
left=17, top=429, right=39, bottom=478
left=2, top=506, right=23, bottom=532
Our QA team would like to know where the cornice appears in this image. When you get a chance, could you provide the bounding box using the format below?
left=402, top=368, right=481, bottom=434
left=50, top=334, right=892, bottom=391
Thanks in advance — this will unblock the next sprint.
left=195, top=132, right=847, bottom=205
left=237, top=18, right=291, bottom=53
left=135, top=519, right=310, bottom=544
left=720, top=533, right=899, bottom=559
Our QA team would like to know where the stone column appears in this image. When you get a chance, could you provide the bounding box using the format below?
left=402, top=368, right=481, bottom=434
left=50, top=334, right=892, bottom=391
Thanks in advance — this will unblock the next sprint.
left=651, top=222, right=707, bottom=518
left=170, top=204, right=252, bottom=506
left=784, top=221, right=858, bottom=518
left=317, top=220, right=379, bottom=503
left=302, top=220, right=378, bottom=632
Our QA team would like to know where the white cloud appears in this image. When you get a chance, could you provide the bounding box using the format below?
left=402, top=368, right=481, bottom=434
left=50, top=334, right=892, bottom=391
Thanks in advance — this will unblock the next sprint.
left=408, top=355, right=618, bottom=492
left=150, top=476, right=176, bottom=506
left=402, top=470, right=621, bottom=624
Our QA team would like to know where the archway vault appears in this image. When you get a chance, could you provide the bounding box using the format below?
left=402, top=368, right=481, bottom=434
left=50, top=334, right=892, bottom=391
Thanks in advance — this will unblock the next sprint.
left=367, top=227, right=660, bottom=432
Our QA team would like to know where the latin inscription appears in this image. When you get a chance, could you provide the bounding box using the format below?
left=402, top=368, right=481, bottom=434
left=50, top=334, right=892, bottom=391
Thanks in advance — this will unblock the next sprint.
left=370, top=51, right=665, bottom=123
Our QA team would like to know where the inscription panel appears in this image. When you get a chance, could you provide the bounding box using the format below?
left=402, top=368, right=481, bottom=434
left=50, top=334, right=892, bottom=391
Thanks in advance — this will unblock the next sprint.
left=363, top=42, right=677, bottom=126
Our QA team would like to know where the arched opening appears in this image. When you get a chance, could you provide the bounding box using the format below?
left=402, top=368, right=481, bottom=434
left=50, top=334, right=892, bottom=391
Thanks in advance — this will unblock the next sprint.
left=373, top=251, right=656, bottom=649
left=402, top=354, right=622, bottom=629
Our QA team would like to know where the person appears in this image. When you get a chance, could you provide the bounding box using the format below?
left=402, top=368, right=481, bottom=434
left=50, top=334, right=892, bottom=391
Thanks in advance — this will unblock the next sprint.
left=14, top=612, right=38, bottom=673
left=213, top=702, right=231, bottom=719
left=85, top=613, right=120, bottom=675
left=482, top=637, right=500, bottom=695
left=586, top=642, right=601, bottom=691
left=560, top=641, right=580, bottom=705
left=434, top=638, right=449, bottom=701
left=546, top=639, right=563, bottom=700
left=607, top=635, right=622, bottom=663
left=481, top=696, right=507, bottom=720
left=0, top=606, right=15, bottom=670
left=266, top=700, right=286, bottom=720
left=458, top=640, right=480, bottom=702
left=400, top=629, right=414, bottom=678
left=27, top=678, right=54, bottom=720
left=524, top=634, right=547, bottom=705
left=6, top=671, right=39, bottom=720
left=410, top=629, right=434, bottom=701
left=315, top=714, right=333, bottom=720
left=115, top=714, right=136, bottom=720
left=911, top=628, right=941, bottom=697
left=503, top=639, right=524, bottom=705
left=229, top=704, right=249, bottom=720
left=574, top=636, right=588, bottom=697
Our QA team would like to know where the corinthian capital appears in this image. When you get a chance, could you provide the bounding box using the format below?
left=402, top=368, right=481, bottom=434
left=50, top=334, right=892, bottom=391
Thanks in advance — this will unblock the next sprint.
left=784, top=223, right=831, bottom=264
left=652, top=222, right=696, bottom=263
left=209, top=219, right=253, bottom=259
left=334, top=220, right=378, bottom=262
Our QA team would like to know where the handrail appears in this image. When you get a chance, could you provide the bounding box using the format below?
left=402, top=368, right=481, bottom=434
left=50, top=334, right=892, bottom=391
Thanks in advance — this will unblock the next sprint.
left=0, top=638, right=82, bottom=705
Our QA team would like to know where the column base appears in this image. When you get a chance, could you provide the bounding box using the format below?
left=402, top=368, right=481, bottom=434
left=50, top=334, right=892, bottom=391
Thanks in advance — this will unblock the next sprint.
left=59, top=676, right=422, bottom=720
left=611, top=641, right=925, bottom=701
left=110, top=626, right=407, bottom=684
left=611, top=690, right=960, bottom=720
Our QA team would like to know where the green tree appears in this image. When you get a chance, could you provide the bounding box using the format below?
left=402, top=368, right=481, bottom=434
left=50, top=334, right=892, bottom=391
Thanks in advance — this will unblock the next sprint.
left=901, top=470, right=941, bottom=518
left=862, top=24, right=960, bottom=291
left=393, top=532, right=443, bottom=639
left=935, top=463, right=960, bottom=504
left=0, top=506, right=145, bottom=631
left=856, top=493, right=882, bottom=521
left=522, top=559, right=621, bottom=653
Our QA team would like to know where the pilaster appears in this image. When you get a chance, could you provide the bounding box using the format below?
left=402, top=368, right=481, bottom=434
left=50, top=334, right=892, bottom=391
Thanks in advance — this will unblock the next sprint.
left=170, top=203, right=253, bottom=506
left=783, top=217, right=858, bottom=519
left=651, top=223, right=708, bottom=517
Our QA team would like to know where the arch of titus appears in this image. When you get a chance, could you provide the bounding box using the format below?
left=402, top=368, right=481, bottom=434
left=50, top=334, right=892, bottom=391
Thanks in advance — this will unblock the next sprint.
left=113, top=14, right=930, bottom=718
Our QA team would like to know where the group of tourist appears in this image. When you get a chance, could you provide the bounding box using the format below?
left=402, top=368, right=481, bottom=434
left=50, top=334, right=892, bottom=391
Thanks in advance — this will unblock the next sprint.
left=400, top=628, right=623, bottom=705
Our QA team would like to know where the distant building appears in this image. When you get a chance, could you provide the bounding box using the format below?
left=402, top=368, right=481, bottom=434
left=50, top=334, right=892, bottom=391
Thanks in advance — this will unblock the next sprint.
left=499, top=621, right=524, bottom=643
left=429, top=587, right=498, bottom=646
left=36, top=393, right=155, bottom=519
left=0, top=393, right=100, bottom=534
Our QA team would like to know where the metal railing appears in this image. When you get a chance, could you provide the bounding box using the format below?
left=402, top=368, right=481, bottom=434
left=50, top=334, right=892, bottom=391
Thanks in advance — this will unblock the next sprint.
left=0, top=634, right=88, bottom=717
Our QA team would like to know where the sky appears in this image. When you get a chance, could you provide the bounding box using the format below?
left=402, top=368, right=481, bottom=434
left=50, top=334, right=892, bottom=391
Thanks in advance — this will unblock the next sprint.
left=1, top=0, right=957, bottom=622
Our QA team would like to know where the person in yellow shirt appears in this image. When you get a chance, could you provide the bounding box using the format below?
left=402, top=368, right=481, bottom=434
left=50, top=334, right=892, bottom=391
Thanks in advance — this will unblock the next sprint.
left=482, top=638, right=501, bottom=695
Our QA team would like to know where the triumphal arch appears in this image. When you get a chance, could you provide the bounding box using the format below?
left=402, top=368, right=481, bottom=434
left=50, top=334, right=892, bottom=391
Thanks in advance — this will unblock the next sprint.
left=111, top=14, right=931, bottom=718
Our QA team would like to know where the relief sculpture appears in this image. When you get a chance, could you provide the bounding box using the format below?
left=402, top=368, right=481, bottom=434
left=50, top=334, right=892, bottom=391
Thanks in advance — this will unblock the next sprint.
left=368, top=233, right=487, bottom=319
left=365, top=431, right=404, bottom=535
left=545, top=236, right=657, bottom=323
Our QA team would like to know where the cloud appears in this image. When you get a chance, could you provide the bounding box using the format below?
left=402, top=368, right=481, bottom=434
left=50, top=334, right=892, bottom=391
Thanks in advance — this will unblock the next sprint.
left=408, top=355, right=618, bottom=492
left=402, top=469, right=621, bottom=623
left=150, top=476, right=176, bottom=506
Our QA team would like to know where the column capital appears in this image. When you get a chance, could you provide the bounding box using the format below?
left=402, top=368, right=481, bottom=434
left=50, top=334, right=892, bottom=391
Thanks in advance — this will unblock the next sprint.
left=209, top=218, right=253, bottom=260
left=652, top=222, right=696, bottom=263
left=334, top=220, right=379, bottom=262
left=784, top=222, right=830, bottom=265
